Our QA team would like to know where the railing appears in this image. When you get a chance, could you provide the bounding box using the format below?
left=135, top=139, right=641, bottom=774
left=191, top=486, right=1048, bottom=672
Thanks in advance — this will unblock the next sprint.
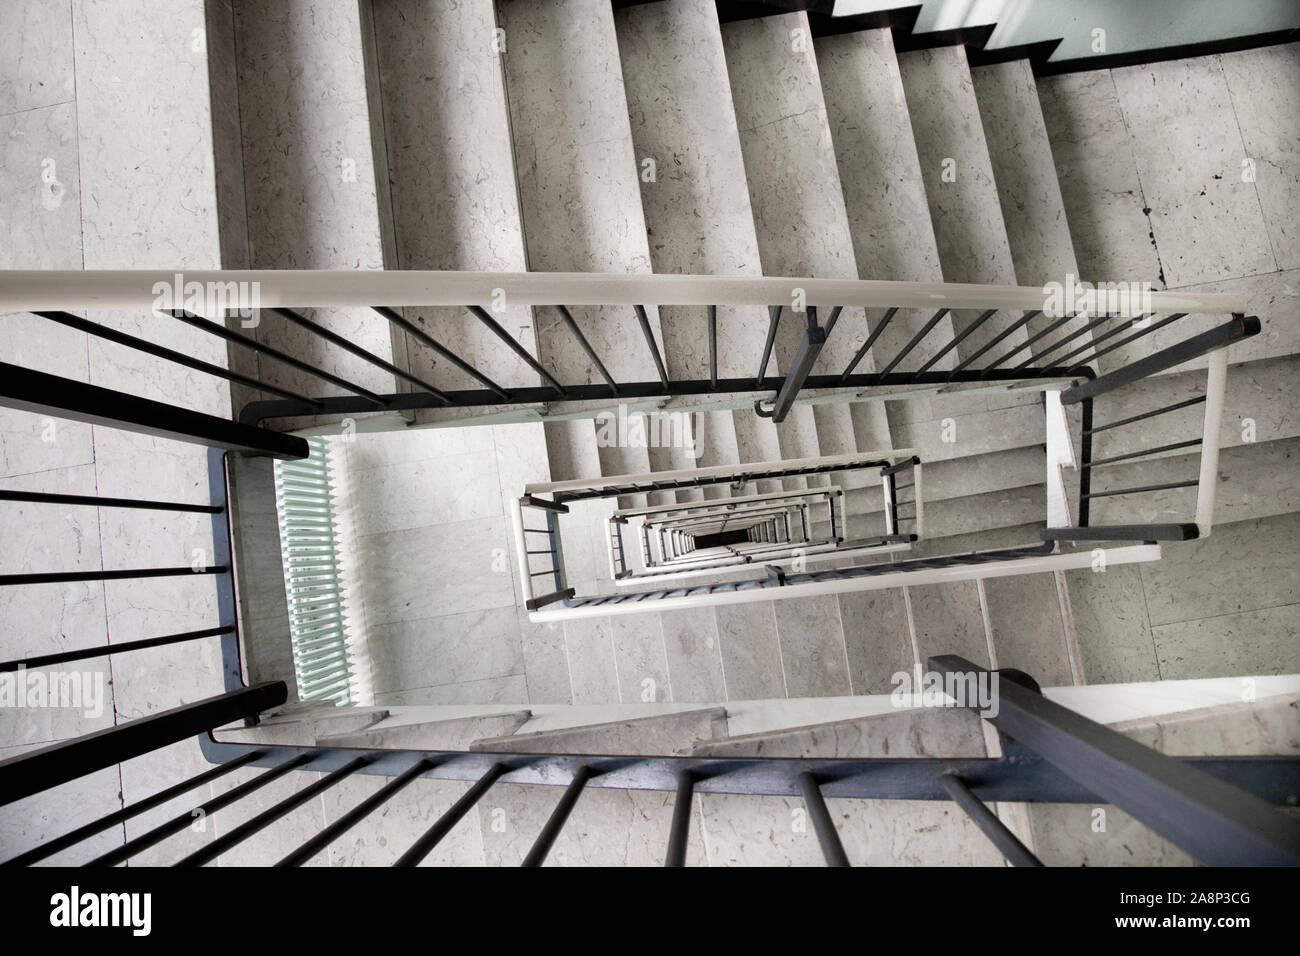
left=1, top=271, right=1242, bottom=425
left=2, top=658, right=1297, bottom=867
left=0, top=269, right=1269, bottom=867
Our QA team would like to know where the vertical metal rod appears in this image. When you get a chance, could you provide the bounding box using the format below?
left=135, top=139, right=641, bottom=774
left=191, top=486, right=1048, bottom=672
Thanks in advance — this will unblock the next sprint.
left=1060, top=313, right=1188, bottom=371
left=177, top=756, right=370, bottom=866
left=394, top=762, right=509, bottom=866
left=797, top=771, right=849, bottom=866
left=915, top=309, right=997, bottom=374
left=936, top=773, right=1043, bottom=867
left=839, top=307, right=898, bottom=383
left=87, top=753, right=312, bottom=866
left=168, top=309, right=388, bottom=406
left=755, top=305, right=782, bottom=387
left=0, top=363, right=309, bottom=459
left=948, top=310, right=1039, bottom=377
left=764, top=306, right=826, bottom=423
left=633, top=305, right=670, bottom=389
left=877, top=309, right=949, bottom=376
left=707, top=305, right=718, bottom=390
left=467, top=305, right=566, bottom=395
left=2, top=751, right=262, bottom=867
left=33, top=310, right=321, bottom=407
left=0, top=626, right=233, bottom=672
left=372, top=305, right=510, bottom=399
left=665, top=768, right=696, bottom=867
left=270, top=307, right=451, bottom=402
left=277, top=758, right=433, bottom=867
left=979, top=311, right=1076, bottom=376
left=553, top=305, right=619, bottom=396
left=523, top=765, right=594, bottom=867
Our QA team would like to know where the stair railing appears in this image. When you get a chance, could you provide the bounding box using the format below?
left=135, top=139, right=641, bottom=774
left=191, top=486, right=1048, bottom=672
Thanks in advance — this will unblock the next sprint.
left=2, top=658, right=1297, bottom=867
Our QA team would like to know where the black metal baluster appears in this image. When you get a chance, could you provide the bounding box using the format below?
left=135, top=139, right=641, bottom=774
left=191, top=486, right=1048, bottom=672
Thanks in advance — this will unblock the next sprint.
left=665, top=768, right=696, bottom=867
left=877, top=308, right=949, bottom=377
left=839, top=307, right=898, bottom=383
left=523, top=765, right=594, bottom=867
left=33, top=311, right=321, bottom=406
left=937, top=773, right=1043, bottom=867
left=707, top=305, right=718, bottom=391
left=1058, top=313, right=1188, bottom=372
left=553, top=305, right=619, bottom=396
left=948, top=310, right=1039, bottom=377
left=168, top=309, right=388, bottom=407
left=177, top=756, right=371, bottom=867
left=915, top=309, right=998, bottom=374
left=270, top=307, right=452, bottom=403
left=466, top=306, right=566, bottom=397
left=372, top=306, right=510, bottom=400
left=633, top=305, right=670, bottom=390
left=979, top=311, right=1076, bottom=376
left=1, top=750, right=262, bottom=867
left=0, top=363, right=308, bottom=458
left=86, top=753, right=312, bottom=866
left=796, top=771, right=849, bottom=866
left=394, top=762, right=509, bottom=866
left=755, top=305, right=783, bottom=387
left=0, top=626, right=233, bottom=672
left=277, top=758, right=434, bottom=867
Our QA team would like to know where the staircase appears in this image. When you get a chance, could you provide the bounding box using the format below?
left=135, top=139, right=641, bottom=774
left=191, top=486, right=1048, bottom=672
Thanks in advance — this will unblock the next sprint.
left=0, top=0, right=1297, bottom=868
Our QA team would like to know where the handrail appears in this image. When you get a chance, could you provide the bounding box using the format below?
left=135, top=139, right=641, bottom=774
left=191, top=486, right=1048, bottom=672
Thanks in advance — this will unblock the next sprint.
left=0, top=269, right=1247, bottom=313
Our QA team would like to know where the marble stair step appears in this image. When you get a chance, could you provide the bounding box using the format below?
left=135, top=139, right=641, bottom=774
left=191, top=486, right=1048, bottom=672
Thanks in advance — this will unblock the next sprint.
left=318, top=710, right=532, bottom=751
left=614, top=0, right=766, bottom=503
left=897, top=45, right=1030, bottom=365
left=971, top=59, right=1095, bottom=361
left=212, top=705, right=392, bottom=747
left=224, top=1, right=401, bottom=427
left=721, top=12, right=887, bottom=491
left=692, top=706, right=987, bottom=758
left=839, top=444, right=1045, bottom=514
left=366, top=0, right=544, bottom=421
left=499, top=0, right=664, bottom=506
left=816, top=28, right=958, bottom=374
left=982, top=573, right=1076, bottom=687
left=469, top=706, right=728, bottom=755
left=889, top=398, right=1046, bottom=465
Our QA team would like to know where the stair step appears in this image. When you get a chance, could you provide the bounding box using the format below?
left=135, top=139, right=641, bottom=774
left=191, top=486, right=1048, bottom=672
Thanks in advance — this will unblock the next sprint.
left=971, top=59, right=1096, bottom=362
left=322, top=710, right=532, bottom=751
left=227, top=1, right=399, bottom=425
left=693, top=706, right=986, bottom=757
left=983, top=573, right=1075, bottom=686
left=816, top=28, right=957, bottom=372
left=897, top=45, right=1028, bottom=364
left=614, top=0, right=764, bottom=505
left=470, top=706, right=727, bottom=755
left=213, top=705, right=391, bottom=747
left=721, top=11, right=880, bottom=490
left=366, top=0, right=541, bottom=415
left=817, top=482, right=1046, bottom=542
left=500, top=0, right=663, bottom=506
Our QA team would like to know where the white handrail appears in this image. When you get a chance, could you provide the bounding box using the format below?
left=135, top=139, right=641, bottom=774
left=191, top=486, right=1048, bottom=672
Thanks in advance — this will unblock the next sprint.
left=0, top=269, right=1246, bottom=314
